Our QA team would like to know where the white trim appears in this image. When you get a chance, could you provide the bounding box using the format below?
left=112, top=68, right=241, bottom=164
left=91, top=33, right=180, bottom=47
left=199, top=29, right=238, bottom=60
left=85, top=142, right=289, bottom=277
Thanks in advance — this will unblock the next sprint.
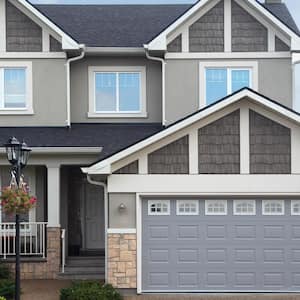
left=83, top=89, right=300, bottom=175
left=147, top=200, right=170, bottom=216
left=176, top=199, right=199, bottom=215
left=205, top=199, right=227, bottom=215
left=199, top=61, right=258, bottom=108
left=233, top=199, right=256, bottom=215
left=138, top=155, right=148, bottom=174
left=165, top=52, right=291, bottom=59
left=107, top=228, right=136, bottom=234
left=189, top=130, right=198, bottom=174
left=262, top=199, right=285, bottom=216
left=268, top=28, right=275, bottom=52
left=224, top=0, right=231, bottom=52
left=42, top=29, right=50, bottom=52
left=291, top=200, right=300, bottom=216
left=136, top=194, right=142, bottom=294
left=85, top=47, right=145, bottom=54
left=182, top=28, right=189, bottom=53
left=88, top=66, right=147, bottom=118
left=240, top=106, right=250, bottom=174
left=0, top=52, right=66, bottom=59
left=0, top=0, right=6, bottom=52
left=0, top=61, right=33, bottom=115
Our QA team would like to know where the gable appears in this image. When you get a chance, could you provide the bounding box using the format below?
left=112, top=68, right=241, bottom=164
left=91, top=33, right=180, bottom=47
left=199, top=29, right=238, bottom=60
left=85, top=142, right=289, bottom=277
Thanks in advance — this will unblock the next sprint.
left=148, top=0, right=299, bottom=52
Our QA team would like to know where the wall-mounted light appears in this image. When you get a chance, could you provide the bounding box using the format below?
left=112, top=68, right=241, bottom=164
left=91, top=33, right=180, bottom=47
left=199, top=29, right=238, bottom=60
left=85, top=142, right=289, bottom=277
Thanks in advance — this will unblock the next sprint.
left=118, top=203, right=126, bottom=212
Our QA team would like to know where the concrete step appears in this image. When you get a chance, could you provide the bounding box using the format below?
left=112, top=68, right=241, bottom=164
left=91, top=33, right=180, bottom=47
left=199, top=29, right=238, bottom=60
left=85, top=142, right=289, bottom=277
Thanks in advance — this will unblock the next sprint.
left=66, top=256, right=104, bottom=267
left=58, top=273, right=105, bottom=280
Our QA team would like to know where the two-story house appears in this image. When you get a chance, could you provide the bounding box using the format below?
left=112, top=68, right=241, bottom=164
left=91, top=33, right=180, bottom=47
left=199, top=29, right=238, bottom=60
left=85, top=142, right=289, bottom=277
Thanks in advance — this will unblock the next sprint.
left=0, top=0, right=300, bottom=294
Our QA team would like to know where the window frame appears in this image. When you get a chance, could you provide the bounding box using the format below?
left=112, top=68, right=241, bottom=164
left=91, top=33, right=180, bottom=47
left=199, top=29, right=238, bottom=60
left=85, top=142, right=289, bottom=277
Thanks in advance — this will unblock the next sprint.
left=176, top=200, right=199, bottom=216
left=233, top=200, right=256, bottom=216
left=291, top=200, right=300, bottom=216
left=0, top=61, right=33, bottom=115
left=148, top=200, right=170, bottom=216
left=199, top=61, right=258, bottom=108
left=88, top=66, right=147, bottom=118
left=205, top=200, right=227, bottom=216
left=262, top=200, right=285, bottom=216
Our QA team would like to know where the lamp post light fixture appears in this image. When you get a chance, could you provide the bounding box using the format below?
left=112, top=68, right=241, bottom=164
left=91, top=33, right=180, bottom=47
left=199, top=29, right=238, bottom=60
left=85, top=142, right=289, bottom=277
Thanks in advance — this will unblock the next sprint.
left=4, top=137, right=31, bottom=300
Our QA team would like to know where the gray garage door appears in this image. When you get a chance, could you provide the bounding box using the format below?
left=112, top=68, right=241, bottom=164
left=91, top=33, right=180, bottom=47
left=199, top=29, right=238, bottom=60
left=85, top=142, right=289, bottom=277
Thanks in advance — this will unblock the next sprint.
left=142, top=198, right=300, bottom=292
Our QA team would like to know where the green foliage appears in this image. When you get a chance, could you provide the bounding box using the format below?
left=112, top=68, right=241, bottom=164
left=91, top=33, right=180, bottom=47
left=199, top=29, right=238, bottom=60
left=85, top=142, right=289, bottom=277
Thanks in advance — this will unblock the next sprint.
left=60, top=281, right=122, bottom=300
left=0, top=265, right=11, bottom=280
left=0, top=264, right=14, bottom=300
left=0, top=296, right=6, bottom=300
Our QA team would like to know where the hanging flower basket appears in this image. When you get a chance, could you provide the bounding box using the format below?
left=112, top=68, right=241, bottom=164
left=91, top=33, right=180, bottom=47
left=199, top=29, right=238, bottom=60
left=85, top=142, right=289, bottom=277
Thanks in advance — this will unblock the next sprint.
left=1, top=187, right=36, bottom=215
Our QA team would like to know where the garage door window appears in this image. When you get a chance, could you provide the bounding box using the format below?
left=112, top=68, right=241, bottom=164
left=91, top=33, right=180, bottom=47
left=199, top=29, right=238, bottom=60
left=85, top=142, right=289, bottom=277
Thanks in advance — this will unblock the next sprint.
left=291, top=200, right=300, bottom=215
left=262, top=200, right=284, bottom=215
left=233, top=200, right=256, bottom=215
left=148, top=200, right=170, bottom=215
left=205, top=200, right=227, bottom=215
left=176, top=200, right=199, bottom=215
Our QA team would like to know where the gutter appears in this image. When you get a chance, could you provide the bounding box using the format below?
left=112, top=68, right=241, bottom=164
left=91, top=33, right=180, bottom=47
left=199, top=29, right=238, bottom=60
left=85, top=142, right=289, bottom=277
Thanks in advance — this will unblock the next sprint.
left=145, top=48, right=167, bottom=126
left=66, top=45, right=85, bottom=127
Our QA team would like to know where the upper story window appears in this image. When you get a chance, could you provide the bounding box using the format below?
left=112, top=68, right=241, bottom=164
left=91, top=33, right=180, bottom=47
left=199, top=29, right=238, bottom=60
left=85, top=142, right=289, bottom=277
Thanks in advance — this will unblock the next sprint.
left=88, top=66, right=146, bottom=118
left=199, top=61, right=258, bottom=107
left=0, top=62, right=32, bottom=114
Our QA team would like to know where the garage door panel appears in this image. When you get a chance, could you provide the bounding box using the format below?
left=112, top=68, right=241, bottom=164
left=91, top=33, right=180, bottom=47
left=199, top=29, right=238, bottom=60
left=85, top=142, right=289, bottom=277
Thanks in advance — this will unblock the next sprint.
left=142, top=199, right=300, bottom=292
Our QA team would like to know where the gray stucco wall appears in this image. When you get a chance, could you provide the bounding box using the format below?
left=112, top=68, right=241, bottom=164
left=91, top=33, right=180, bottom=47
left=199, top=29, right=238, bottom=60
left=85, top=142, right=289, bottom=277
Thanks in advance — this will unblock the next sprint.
left=165, top=58, right=292, bottom=124
left=70, top=56, right=162, bottom=123
left=108, top=193, right=136, bottom=228
left=6, top=1, right=42, bottom=52
left=0, top=59, right=67, bottom=126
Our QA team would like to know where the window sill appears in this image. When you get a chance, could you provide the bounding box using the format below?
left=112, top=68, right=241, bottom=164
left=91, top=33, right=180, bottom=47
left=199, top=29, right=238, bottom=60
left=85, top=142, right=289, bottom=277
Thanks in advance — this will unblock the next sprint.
left=0, top=109, right=34, bottom=115
left=87, top=112, right=148, bottom=119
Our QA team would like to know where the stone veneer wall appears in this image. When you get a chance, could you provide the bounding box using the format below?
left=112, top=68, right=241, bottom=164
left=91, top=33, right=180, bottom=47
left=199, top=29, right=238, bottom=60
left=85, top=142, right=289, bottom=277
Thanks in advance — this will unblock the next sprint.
left=108, top=233, right=137, bottom=289
left=5, top=227, right=61, bottom=279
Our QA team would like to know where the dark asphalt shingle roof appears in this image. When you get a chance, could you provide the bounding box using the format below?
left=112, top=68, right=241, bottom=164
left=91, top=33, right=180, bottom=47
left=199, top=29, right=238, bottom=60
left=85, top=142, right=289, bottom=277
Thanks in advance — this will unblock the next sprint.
left=34, top=2, right=299, bottom=47
left=0, top=123, right=163, bottom=159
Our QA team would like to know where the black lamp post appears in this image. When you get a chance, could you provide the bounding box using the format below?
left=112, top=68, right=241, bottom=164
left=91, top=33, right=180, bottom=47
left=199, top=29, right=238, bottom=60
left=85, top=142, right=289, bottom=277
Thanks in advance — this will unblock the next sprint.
left=4, top=137, right=31, bottom=300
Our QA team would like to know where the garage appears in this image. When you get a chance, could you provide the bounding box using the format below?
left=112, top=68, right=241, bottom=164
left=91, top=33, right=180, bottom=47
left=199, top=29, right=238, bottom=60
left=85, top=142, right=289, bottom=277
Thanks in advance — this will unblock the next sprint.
left=142, top=198, right=300, bottom=292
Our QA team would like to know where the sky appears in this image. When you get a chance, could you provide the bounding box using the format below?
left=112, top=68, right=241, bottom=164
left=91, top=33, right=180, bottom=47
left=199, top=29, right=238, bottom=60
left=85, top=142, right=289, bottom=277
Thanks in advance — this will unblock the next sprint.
left=30, top=0, right=300, bottom=27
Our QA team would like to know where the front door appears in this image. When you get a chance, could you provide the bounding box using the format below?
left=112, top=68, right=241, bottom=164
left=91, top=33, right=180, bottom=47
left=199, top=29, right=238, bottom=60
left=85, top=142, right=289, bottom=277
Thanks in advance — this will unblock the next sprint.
left=85, top=183, right=104, bottom=249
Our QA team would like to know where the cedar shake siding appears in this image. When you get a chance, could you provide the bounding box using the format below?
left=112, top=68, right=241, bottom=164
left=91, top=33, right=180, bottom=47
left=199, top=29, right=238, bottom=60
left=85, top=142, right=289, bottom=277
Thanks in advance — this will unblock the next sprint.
left=189, top=0, right=224, bottom=52
left=167, top=34, right=182, bottom=52
left=6, top=1, right=42, bottom=52
left=50, top=35, right=63, bottom=52
left=275, top=36, right=290, bottom=52
left=250, top=110, right=291, bottom=174
left=148, top=136, right=189, bottom=174
left=232, top=0, right=268, bottom=52
left=198, top=110, right=240, bottom=174
left=114, top=160, right=139, bottom=174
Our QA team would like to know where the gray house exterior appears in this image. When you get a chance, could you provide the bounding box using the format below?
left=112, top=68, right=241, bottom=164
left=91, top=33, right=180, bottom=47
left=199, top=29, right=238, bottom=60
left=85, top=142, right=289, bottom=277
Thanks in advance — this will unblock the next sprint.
left=0, top=0, right=300, bottom=294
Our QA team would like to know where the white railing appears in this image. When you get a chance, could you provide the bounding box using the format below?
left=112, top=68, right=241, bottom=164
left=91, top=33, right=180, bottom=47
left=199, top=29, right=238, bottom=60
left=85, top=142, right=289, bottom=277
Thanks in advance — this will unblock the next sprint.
left=61, top=228, right=66, bottom=273
left=0, top=222, right=47, bottom=259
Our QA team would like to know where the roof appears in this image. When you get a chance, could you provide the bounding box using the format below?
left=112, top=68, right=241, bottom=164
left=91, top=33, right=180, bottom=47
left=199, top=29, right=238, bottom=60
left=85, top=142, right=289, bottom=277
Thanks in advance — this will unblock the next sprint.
left=83, top=88, right=300, bottom=174
left=34, top=2, right=299, bottom=47
left=0, top=123, right=163, bottom=159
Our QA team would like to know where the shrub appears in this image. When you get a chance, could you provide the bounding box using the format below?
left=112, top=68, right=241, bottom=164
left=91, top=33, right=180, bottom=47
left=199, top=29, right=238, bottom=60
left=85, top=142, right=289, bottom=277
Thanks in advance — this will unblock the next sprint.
left=60, top=281, right=122, bottom=300
left=0, top=264, right=14, bottom=300
left=0, top=296, right=6, bottom=300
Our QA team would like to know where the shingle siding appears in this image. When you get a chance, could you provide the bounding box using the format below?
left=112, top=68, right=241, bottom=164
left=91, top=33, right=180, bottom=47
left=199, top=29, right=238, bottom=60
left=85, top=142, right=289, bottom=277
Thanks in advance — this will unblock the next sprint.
left=113, top=160, right=138, bottom=174
left=6, top=1, right=42, bottom=52
left=148, top=136, right=189, bottom=174
left=50, top=35, right=62, bottom=52
left=232, top=0, right=268, bottom=52
left=198, top=110, right=240, bottom=174
left=250, top=110, right=291, bottom=174
left=167, top=34, right=182, bottom=52
left=189, top=0, right=224, bottom=53
left=275, top=36, right=290, bottom=51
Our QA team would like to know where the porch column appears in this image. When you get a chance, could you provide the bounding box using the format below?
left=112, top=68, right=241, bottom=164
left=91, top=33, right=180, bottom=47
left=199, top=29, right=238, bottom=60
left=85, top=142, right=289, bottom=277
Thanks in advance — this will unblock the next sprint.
left=47, top=164, right=61, bottom=227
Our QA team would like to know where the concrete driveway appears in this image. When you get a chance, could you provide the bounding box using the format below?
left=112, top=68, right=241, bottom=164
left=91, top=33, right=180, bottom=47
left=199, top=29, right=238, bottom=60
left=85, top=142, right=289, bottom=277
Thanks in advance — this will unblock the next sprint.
left=21, top=280, right=300, bottom=300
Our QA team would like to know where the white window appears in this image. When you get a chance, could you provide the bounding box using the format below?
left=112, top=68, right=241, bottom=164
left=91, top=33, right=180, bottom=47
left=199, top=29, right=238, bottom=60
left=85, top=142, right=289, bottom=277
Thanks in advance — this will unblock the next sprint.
left=205, top=200, right=227, bottom=215
left=0, top=61, right=32, bottom=114
left=233, top=200, right=256, bottom=215
left=291, top=200, right=300, bottom=215
left=176, top=200, right=199, bottom=215
left=88, top=66, right=146, bottom=118
left=262, top=200, right=284, bottom=215
left=199, top=61, right=258, bottom=107
left=148, top=200, right=170, bottom=216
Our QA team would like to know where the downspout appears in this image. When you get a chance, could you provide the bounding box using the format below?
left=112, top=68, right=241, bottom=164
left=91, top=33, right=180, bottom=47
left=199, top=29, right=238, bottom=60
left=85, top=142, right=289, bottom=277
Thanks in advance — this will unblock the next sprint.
left=145, top=49, right=167, bottom=126
left=86, top=175, right=108, bottom=283
left=66, top=45, right=85, bottom=127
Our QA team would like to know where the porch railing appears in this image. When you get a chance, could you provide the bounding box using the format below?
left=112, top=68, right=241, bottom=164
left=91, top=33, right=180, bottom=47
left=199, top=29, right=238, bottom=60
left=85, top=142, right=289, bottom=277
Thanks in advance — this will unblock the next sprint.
left=61, top=228, right=66, bottom=273
left=0, top=222, right=47, bottom=259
